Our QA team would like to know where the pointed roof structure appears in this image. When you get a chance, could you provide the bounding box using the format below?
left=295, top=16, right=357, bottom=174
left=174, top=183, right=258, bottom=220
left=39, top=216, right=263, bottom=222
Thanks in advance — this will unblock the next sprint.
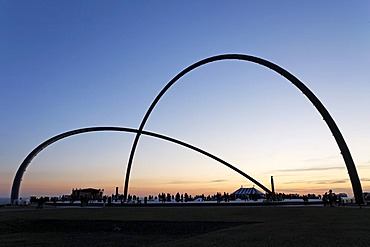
left=231, top=186, right=264, bottom=196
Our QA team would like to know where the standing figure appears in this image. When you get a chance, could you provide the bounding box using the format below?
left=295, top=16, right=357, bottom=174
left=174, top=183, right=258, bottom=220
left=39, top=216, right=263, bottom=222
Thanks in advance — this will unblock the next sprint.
left=322, top=192, right=328, bottom=207
left=328, top=189, right=334, bottom=207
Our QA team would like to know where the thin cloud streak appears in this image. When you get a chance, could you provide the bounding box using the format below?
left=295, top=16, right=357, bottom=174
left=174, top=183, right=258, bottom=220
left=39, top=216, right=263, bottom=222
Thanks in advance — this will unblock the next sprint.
left=314, top=180, right=347, bottom=185
left=274, top=166, right=344, bottom=173
left=166, top=179, right=228, bottom=185
left=166, top=180, right=195, bottom=185
left=282, top=179, right=348, bottom=185
left=210, top=179, right=228, bottom=183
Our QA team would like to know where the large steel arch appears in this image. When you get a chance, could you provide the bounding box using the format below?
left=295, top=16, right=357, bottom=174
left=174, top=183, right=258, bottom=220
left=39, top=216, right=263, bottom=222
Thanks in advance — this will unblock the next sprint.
left=11, top=127, right=271, bottom=204
left=125, top=54, right=365, bottom=204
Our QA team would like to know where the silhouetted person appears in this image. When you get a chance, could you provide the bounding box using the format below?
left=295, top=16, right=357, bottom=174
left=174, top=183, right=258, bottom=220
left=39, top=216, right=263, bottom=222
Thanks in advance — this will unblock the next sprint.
left=323, top=192, right=328, bottom=207
left=332, top=193, right=337, bottom=207
left=216, top=192, right=221, bottom=203
left=161, top=193, right=166, bottom=203
left=328, top=190, right=334, bottom=207
left=303, top=195, right=309, bottom=205
left=184, top=193, right=189, bottom=202
left=37, top=197, right=44, bottom=209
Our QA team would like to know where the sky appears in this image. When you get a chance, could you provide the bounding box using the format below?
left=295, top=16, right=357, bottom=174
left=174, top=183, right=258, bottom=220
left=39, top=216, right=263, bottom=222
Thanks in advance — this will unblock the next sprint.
left=1, top=1, right=370, bottom=198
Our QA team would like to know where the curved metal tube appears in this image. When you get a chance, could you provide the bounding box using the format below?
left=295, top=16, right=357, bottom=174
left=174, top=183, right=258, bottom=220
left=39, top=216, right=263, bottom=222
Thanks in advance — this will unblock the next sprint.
left=10, top=127, right=271, bottom=204
left=125, top=54, right=364, bottom=204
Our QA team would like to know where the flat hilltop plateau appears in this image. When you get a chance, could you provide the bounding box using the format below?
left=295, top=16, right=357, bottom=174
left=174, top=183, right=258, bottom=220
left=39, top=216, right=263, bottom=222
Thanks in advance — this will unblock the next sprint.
left=1, top=206, right=369, bottom=246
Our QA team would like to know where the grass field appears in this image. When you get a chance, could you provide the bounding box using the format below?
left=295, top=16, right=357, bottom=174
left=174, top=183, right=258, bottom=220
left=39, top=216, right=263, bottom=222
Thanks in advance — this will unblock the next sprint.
left=1, top=205, right=369, bottom=246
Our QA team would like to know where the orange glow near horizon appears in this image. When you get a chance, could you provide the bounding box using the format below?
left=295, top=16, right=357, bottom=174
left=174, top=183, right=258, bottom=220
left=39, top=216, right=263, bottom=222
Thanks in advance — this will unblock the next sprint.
left=17, top=176, right=369, bottom=199
left=14, top=153, right=370, bottom=199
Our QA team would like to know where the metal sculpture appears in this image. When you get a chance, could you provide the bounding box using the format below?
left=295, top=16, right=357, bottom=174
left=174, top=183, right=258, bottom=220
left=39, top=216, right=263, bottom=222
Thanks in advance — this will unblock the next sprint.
left=10, top=127, right=271, bottom=204
left=124, top=54, right=365, bottom=204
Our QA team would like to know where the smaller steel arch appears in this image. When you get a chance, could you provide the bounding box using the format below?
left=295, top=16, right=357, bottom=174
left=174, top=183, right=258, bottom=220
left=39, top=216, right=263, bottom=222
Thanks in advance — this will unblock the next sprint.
left=10, top=127, right=271, bottom=204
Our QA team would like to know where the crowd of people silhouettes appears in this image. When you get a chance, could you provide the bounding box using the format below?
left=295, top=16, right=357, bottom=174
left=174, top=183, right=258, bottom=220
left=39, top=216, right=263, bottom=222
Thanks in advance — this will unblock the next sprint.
left=322, top=189, right=341, bottom=207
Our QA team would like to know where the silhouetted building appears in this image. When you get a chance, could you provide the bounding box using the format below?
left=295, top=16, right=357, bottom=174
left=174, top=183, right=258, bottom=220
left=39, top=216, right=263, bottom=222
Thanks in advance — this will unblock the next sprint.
left=231, top=186, right=265, bottom=200
left=71, top=188, right=103, bottom=201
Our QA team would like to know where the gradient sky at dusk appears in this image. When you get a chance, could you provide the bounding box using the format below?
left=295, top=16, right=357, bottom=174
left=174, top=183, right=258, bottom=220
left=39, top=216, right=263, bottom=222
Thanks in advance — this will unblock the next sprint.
left=1, top=1, right=370, bottom=198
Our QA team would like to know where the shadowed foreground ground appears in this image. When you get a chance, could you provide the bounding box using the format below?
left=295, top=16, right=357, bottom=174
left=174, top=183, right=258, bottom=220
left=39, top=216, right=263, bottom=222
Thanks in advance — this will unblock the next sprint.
left=0, top=206, right=369, bottom=246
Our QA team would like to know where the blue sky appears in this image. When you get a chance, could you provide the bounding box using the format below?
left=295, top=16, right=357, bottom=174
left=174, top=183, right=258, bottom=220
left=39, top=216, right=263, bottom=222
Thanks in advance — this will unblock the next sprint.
left=1, top=1, right=369, bottom=198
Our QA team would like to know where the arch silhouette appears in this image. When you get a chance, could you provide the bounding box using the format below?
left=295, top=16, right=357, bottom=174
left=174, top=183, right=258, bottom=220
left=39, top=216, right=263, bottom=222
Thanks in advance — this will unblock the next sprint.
left=10, top=127, right=271, bottom=204
left=125, top=54, right=365, bottom=204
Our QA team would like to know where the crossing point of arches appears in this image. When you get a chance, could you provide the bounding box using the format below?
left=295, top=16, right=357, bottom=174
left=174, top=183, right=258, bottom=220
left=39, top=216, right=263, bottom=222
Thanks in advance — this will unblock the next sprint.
left=11, top=54, right=365, bottom=205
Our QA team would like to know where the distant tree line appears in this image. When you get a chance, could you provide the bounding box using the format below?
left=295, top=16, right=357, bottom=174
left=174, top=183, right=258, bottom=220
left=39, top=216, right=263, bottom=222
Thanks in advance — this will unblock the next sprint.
left=30, top=191, right=345, bottom=206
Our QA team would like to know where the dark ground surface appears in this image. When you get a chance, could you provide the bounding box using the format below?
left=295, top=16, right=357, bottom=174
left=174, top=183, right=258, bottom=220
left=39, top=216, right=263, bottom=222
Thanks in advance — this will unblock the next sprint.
left=1, top=205, right=369, bottom=246
left=1, top=219, right=249, bottom=246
